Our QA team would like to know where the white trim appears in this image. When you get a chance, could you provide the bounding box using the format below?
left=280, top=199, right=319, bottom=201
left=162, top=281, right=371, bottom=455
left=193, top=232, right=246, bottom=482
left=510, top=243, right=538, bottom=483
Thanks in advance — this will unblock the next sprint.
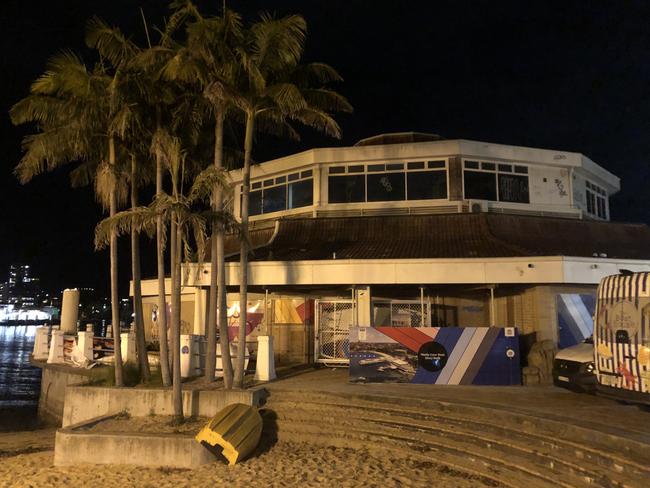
left=136, top=256, right=650, bottom=295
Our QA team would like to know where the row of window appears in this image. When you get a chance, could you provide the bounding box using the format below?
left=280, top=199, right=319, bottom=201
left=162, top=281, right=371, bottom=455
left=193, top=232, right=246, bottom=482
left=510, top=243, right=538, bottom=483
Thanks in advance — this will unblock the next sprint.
left=586, top=180, right=607, bottom=219
left=463, top=160, right=530, bottom=204
left=248, top=170, right=313, bottom=216
left=328, top=161, right=448, bottom=203
left=243, top=162, right=608, bottom=218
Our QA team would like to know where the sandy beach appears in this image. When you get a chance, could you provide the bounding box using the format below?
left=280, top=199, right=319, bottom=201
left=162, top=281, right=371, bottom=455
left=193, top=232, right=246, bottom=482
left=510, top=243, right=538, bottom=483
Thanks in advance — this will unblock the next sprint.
left=0, top=424, right=492, bottom=488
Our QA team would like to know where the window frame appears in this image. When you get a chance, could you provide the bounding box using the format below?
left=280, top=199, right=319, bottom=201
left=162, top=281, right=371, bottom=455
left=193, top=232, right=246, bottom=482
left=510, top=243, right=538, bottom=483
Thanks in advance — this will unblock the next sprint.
left=245, top=168, right=315, bottom=217
left=585, top=180, right=608, bottom=219
left=326, top=159, right=449, bottom=204
left=462, top=159, right=530, bottom=204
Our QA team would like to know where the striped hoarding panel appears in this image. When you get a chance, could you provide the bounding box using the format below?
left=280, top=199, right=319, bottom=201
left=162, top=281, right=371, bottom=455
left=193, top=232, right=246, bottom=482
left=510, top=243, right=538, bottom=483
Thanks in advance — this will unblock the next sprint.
left=349, top=326, right=520, bottom=385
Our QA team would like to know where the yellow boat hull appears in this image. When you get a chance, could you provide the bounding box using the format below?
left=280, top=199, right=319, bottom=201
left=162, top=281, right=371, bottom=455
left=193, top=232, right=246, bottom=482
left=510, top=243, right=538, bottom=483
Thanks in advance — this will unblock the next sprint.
left=195, top=403, right=263, bottom=465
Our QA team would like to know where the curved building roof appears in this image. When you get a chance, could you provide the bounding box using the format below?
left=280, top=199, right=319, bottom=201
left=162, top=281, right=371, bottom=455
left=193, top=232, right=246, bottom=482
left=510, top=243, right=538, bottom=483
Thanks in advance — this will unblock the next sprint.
left=220, top=213, right=650, bottom=262
left=354, top=132, right=445, bottom=146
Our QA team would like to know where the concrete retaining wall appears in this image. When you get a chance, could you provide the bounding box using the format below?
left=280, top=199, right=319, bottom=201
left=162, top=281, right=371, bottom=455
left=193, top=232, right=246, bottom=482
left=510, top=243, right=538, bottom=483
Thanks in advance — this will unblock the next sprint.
left=54, top=417, right=214, bottom=468
left=62, top=386, right=266, bottom=427
left=35, top=363, right=92, bottom=425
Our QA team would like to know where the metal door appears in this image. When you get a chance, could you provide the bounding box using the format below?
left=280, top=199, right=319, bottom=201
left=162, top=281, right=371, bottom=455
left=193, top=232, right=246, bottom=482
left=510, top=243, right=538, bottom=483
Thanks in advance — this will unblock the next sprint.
left=315, top=300, right=353, bottom=364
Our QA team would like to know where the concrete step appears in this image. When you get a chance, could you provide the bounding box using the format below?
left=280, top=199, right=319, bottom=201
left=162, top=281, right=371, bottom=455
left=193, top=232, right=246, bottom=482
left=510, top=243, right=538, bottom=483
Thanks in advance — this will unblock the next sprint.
left=266, top=389, right=650, bottom=472
left=269, top=415, right=571, bottom=488
left=268, top=408, right=618, bottom=488
left=265, top=393, right=649, bottom=487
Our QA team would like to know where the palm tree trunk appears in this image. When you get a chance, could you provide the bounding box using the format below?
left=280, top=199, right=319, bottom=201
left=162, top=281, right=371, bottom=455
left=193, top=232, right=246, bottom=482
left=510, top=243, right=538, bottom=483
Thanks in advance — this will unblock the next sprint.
left=170, top=213, right=183, bottom=420
left=217, top=226, right=233, bottom=389
left=109, top=137, right=123, bottom=387
left=156, top=143, right=171, bottom=387
left=131, top=155, right=150, bottom=382
left=216, top=111, right=233, bottom=389
left=234, top=110, right=254, bottom=388
left=206, top=228, right=218, bottom=382
left=206, top=109, right=233, bottom=385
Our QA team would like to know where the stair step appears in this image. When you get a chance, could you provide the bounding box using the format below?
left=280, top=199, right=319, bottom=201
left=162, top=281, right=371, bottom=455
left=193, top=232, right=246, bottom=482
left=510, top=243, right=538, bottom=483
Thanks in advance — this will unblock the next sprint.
left=266, top=390, right=650, bottom=473
left=271, top=417, right=578, bottom=488
left=264, top=399, right=648, bottom=487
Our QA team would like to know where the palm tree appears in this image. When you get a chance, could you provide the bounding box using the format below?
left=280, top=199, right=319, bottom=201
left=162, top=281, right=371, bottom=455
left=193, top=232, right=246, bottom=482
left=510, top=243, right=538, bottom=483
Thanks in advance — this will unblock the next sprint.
left=129, top=4, right=216, bottom=388
left=227, top=14, right=353, bottom=387
left=88, top=12, right=199, bottom=387
left=95, top=129, right=234, bottom=420
left=85, top=17, right=153, bottom=381
left=10, top=51, right=128, bottom=386
left=163, top=2, right=242, bottom=386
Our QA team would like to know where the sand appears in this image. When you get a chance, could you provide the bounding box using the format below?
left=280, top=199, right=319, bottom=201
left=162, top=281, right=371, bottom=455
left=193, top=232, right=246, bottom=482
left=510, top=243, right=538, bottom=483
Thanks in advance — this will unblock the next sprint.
left=0, top=426, right=492, bottom=488
left=81, top=415, right=206, bottom=435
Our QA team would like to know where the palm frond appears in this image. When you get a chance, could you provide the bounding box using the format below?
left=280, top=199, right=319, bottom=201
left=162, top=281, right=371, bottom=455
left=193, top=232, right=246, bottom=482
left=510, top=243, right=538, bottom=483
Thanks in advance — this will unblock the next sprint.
left=95, top=205, right=158, bottom=250
left=31, top=51, right=91, bottom=97
left=251, top=14, right=306, bottom=76
left=292, top=62, right=344, bottom=85
left=14, top=124, right=95, bottom=183
left=264, top=82, right=308, bottom=114
left=188, top=166, right=231, bottom=203
left=9, top=95, right=67, bottom=126
left=69, top=160, right=97, bottom=188
left=86, top=16, right=139, bottom=68
left=255, top=111, right=300, bottom=140
left=302, top=88, right=353, bottom=114
left=290, top=107, right=342, bottom=139
left=95, top=161, right=129, bottom=210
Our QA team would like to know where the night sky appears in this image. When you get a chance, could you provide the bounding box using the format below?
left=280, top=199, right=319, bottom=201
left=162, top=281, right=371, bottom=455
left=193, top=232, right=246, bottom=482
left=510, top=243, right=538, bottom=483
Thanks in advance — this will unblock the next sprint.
left=2, top=0, right=650, bottom=296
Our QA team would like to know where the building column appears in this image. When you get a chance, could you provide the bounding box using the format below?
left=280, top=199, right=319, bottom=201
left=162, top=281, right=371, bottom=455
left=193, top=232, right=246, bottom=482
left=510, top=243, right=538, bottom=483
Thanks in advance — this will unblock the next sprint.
left=193, top=288, right=207, bottom=336
left=355, top=286, right=372, bottom=327
left=489, top=286, right=496, bottom=326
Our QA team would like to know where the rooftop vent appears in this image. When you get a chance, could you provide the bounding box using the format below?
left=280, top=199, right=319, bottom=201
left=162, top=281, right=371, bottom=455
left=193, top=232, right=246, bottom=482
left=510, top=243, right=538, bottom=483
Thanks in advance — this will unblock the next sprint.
left=354, top=132, right=445, bottom=147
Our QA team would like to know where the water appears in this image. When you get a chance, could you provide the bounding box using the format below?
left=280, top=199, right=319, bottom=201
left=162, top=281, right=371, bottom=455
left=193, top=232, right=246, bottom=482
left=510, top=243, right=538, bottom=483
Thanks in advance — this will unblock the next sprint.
left=0, top=325, right=41, bottom=430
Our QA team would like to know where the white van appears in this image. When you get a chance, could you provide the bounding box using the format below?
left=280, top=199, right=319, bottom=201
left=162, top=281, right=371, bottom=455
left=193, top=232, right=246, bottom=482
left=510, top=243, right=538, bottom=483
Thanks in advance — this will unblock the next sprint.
left=552, top=337, right=596, bottom=393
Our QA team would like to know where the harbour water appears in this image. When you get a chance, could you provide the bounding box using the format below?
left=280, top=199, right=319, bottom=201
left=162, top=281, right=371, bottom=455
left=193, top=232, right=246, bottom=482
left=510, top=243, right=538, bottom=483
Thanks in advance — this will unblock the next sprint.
left=0, top=325, right=41, bottom=431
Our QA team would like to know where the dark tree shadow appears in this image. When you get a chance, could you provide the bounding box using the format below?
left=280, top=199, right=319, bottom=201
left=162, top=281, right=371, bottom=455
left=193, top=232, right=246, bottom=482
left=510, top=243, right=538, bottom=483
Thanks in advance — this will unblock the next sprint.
left=254, top=408, right=279, bottom=456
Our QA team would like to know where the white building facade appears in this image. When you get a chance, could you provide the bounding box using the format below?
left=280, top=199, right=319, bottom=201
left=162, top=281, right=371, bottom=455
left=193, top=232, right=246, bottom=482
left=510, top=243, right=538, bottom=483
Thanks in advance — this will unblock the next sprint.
left=138, top=134, right=650, bottom=371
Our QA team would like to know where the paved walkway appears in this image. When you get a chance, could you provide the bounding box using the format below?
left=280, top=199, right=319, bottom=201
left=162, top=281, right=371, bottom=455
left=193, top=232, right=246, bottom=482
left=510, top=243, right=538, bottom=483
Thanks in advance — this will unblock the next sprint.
left=264, top=367, right=650, bottom=445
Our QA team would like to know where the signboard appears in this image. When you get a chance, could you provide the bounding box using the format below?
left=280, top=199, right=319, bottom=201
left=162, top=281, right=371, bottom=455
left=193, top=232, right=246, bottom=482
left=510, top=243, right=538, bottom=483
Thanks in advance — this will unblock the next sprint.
left=349, top=326, right=521, bottom=385
left=556, top=293, right=595, bottom=349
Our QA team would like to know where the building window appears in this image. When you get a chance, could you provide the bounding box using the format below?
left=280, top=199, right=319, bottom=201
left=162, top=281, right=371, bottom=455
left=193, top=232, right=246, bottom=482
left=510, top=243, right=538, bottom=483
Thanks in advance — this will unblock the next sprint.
left=464, top=170, right=497, bottom=201
left=245, top=170, right=314, bottom=216
left=328, top=174, right=365, bottom=203
left=498, top=174, right=529, bottom=203
left=586, top=181, right=607, bottom=219
left=463, top=160, right=529, bottom=203
left=431, top=304, right=458, bottom=327
left=328, top=160, right=447, bottom=203
left=288, top=179, right=313, bottom=208
left=407, top=171, right=447, bottom=200
left=262, top=185, right=286, bottom=213
left=367, top=172, right=405, bottom=201
left=249, top=190, right=263, bottom=216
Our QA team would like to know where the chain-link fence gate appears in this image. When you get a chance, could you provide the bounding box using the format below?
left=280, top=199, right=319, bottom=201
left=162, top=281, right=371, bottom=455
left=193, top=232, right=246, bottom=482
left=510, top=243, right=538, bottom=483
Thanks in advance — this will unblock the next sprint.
left=373, top=300, right=429, bottom=327
left=315, top=300, right=353, bottom=365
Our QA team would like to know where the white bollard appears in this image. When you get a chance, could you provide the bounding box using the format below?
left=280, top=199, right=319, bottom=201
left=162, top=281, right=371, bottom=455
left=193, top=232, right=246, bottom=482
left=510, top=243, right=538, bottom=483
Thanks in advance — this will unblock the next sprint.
left=47, top=329, right=66, bottom=364
left=33, top=326, right=50, bottom=361
left=121, top=331, right=137, bottom=364
left=60, top=289, right=80, bottom=335
left=77, top=329, right=94, bottom=362
left=180, top=335, right=201, bottom=378
left=254, top=336, right=277, bottom=382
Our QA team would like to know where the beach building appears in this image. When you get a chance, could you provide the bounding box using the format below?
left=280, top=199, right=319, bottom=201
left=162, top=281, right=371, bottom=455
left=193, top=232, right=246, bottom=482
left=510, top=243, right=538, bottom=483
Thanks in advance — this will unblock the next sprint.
left=137, top=133, right=650, bottom=373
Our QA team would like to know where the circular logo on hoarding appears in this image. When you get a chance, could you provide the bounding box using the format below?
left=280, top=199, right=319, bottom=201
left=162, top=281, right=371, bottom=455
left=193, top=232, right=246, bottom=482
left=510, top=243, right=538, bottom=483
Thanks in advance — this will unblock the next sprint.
left=418, top=342, right=448, bottom=372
